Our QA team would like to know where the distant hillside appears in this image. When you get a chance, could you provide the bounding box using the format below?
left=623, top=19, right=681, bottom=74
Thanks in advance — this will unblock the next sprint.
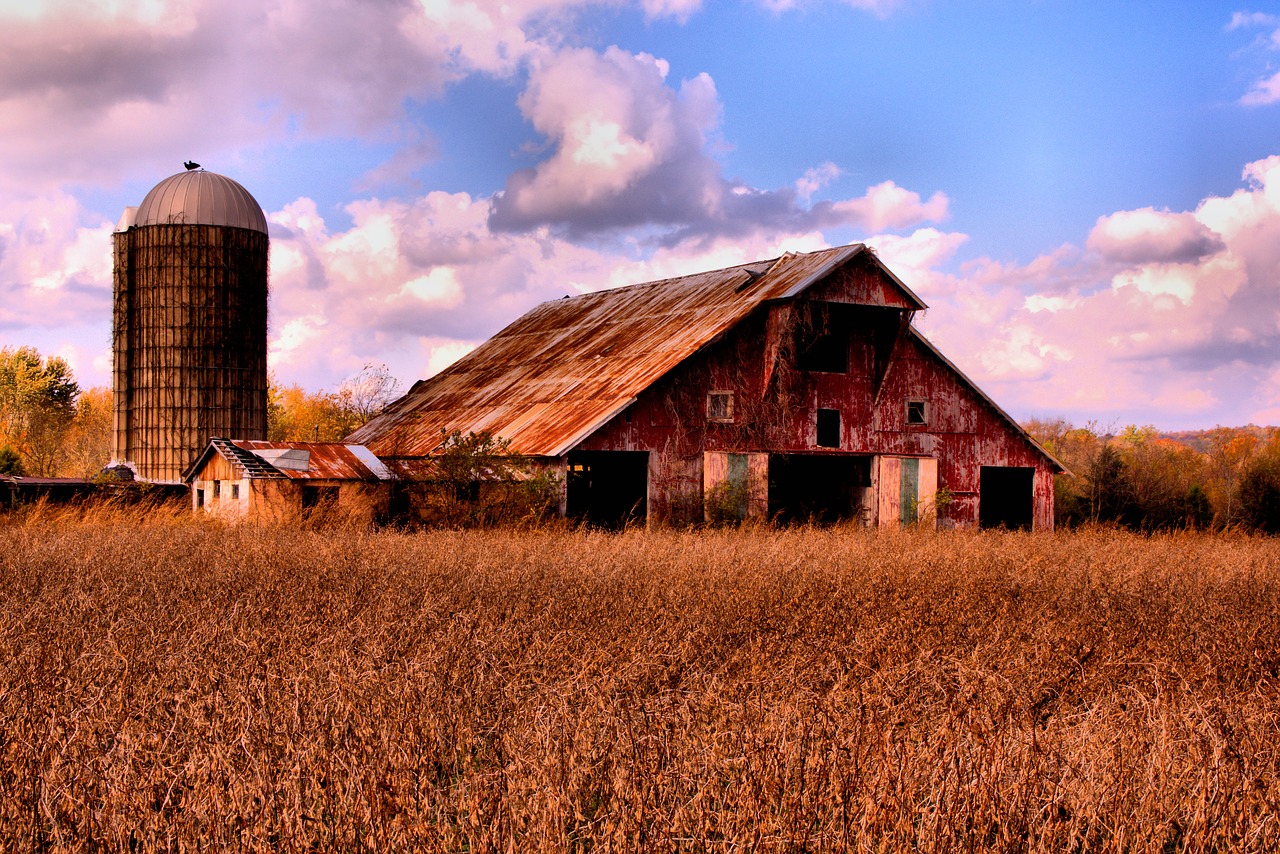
left=1157, top=425, right=1276, bottom=454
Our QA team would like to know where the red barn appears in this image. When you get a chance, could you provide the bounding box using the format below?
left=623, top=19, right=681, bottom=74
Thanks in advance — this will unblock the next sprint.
left=349, top=244, right=1064, bottom=529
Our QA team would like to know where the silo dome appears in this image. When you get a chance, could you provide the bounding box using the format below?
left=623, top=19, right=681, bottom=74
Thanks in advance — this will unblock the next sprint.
left=133, top=170, right=268, bottom=234
left=112, top=168, right=270, bottom=483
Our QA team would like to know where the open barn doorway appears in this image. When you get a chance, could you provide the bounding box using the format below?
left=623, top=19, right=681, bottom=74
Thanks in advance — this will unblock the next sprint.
left=566, top=451, right=649, bottom=528
left=768, top=454, right=872, bottom=525
left=979, top=466, right=1035, bottom=530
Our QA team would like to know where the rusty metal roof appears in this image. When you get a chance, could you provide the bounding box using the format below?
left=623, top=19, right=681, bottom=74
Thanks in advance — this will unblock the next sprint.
left=183, top=440, right=394, bottom=482
left=128, top=170, right=268, bottom=234
left=350, top=243, right=925, bottom=458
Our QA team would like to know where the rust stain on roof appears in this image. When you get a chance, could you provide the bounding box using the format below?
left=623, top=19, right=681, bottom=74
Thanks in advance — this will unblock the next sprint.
left=349, top=244, right=922, bottom=458
left=229, top=441, right=392, bottom=481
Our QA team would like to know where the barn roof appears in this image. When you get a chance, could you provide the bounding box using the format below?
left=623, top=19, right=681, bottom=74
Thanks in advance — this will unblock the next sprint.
left=350, top=244, right=925, bottom=458
left=182, top=439, right=395, bottom=483
left=348, top=242, right=1062, bottom=472
left=907, top=330, right=1067, bottom=474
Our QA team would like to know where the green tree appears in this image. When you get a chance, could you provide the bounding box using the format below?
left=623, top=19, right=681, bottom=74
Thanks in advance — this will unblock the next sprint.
left=0, top=346, right=80, bottom=476
left=0, top=446, right=24, bottom=476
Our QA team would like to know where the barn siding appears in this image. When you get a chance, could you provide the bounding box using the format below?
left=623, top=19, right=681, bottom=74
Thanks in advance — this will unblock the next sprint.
left=579, top=297, right=1057, bottom=529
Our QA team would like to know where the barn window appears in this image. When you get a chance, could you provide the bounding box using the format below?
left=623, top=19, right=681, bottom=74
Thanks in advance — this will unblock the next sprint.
left=213, top=480, right=221, bottom=499
left=231, top=483, right=240, bottom=500
left=906, top=400, right=928, bottom=426
left=816, top=409, right=841, bottom=448
left=707, top=391, right=734, bottom=423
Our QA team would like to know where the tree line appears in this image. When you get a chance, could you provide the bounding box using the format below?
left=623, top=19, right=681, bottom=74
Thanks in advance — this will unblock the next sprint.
left=1025, top=419, right=1280, bottom=532
left=0, top=347, right=398, bottom=478
left=5, top=345, right=1280, bottom=532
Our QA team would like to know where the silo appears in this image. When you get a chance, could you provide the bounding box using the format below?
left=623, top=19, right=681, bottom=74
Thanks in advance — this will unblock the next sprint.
left=112, top=169, right=269, bottom=482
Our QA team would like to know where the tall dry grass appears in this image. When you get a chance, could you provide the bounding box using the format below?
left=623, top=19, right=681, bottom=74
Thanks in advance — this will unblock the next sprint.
left=3, top=506, right=1280, bottom=851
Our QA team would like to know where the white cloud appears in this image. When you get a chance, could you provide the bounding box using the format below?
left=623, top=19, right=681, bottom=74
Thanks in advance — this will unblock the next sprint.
left=1087, top=207, right=1224, bottom=265
left=489, top=44, right=946, bottom=241
left=828, top=181, right=949, bottom=232
left=1242, top=70, right=1280, bottom=106
left=909, top=154, right=1280, bottom=426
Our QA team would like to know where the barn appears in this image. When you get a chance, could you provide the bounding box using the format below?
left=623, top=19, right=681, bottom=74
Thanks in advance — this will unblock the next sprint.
left=348, top=244, right=1064, bottom=529
left=184, top=438, right=396, bottom=524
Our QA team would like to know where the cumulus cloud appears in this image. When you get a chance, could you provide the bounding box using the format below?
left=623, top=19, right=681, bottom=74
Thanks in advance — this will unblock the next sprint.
left=0, top=0, right=464, bottom=194
left=909, top=154, right=1280, bottom=426
left=489, top=45, right=947, bottom=241
left=1086, top=207, right=1225, bottom=265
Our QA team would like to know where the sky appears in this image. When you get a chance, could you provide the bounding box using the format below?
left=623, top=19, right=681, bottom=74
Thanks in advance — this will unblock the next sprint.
left=3, top=0, right=1280, bottom=432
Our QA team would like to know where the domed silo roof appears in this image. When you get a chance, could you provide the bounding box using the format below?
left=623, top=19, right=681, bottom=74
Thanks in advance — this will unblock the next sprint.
left=132, top=170, right=268, bottom=234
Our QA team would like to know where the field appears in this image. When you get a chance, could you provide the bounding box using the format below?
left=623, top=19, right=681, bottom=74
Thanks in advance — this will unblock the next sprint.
left=4, top=508, right=1280, bottom=851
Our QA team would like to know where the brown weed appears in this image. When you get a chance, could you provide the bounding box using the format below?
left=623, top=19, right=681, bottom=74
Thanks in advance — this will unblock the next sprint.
left=2, top=513, right=1279, bottom=851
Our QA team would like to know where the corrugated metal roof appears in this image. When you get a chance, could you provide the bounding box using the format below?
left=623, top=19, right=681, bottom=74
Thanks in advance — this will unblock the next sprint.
left=185, top=440, right=395, bottom=482
left=234, top=441, right=393, bottom=481
left=350, top=243, right=924, bottom=458
left=129, top=170, right=268, bottom=234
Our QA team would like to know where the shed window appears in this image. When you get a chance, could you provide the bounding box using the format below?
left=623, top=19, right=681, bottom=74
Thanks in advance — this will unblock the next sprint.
left=707, top=391, right=734, bottom=423
left=213, top=480, right=221, bottom=499
left=195, top=487, right=204, bottom=509
left=906, top=400, right=928, bottom=426
left=231, top=483, right=240, bottom=500
left=816, top=409, right=841, bottom=448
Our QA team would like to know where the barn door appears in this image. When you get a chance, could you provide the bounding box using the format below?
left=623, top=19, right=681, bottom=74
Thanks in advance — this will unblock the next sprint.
left=704, top=451, right=768, bottom=522
left=877, top=456, right=939, bottom=528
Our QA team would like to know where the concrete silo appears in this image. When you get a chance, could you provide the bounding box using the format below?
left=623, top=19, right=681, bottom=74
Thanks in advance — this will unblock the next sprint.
left=112, top=168, right=269, bottom=482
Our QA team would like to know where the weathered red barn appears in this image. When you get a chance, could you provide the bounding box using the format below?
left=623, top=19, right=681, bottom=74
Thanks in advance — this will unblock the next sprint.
left=349, top=244, right=1064, bottom=529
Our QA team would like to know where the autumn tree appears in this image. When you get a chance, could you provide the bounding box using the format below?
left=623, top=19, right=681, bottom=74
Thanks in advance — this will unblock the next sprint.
left=1027, top=419, right=1217, bottom=530
left=268, top=363, right=401, bottom=442
left=0, top=346, right=79, bottom=476
left=60, top=386, right=113, bottom=478
left=1204, top=427, right=1261, bottom=528
left=1236, top=432, right=1280, bottom=533
left=1025, top=418, right=1105, bottom=527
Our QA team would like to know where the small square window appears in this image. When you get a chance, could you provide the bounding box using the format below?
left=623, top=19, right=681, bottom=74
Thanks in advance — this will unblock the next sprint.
left=816, top=408, right=840, bottom=448
left=906, top=400, right=928, bottom=426
left=707, top=391, right=734, bottom=423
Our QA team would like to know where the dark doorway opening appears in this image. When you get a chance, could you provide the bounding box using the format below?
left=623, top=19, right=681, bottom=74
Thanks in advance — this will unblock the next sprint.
left=768, top=454, right=871, bottom=525
left=566, top=451, right=649, bottom=529
left=302, top=485, right=339, bottom=512
left=979, top=466, right=1035, bottom=530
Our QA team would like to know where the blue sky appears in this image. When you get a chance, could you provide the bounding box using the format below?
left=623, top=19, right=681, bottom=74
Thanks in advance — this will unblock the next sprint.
left=3, top=0, right=1280, bottom=431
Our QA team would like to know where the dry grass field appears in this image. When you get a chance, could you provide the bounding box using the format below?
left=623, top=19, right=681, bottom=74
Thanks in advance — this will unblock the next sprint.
left=4, top=505, right=1280, bottom=851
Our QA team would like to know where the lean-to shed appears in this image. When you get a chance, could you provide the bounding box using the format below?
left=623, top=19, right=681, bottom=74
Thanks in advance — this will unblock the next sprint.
left=184, top=438, right=395, bottom=523
left=349, top=244, right=1064, bottom=529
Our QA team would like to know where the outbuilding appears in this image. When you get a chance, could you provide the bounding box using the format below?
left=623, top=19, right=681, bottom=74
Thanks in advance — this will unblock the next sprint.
left=349, top=244, right=1064, bottom=529
left=184, top=438, right=396, bottom=523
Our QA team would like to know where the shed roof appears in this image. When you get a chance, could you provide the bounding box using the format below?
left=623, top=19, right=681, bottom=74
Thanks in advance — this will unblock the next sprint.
left=349, top=244, right=927, bottom=458
left=182, top=439, right=394, bottom=483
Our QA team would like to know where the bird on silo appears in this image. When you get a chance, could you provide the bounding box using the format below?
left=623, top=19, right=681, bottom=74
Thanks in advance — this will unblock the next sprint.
left=184, top=161, right=200, bottom=171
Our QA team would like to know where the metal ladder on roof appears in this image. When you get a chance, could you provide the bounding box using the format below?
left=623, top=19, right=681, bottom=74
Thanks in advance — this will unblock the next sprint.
left=209, top=437, right=287, bottom=479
